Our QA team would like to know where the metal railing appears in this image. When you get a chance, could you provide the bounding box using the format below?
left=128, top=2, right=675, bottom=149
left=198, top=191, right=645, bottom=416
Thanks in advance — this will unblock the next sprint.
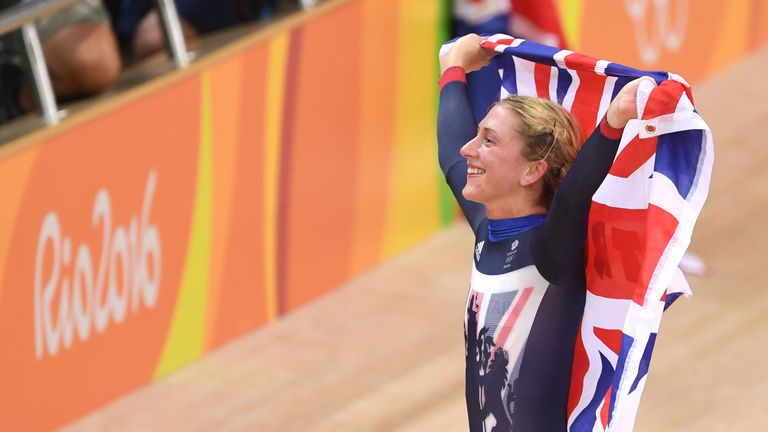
left=0, top=0, right=191, bottom=125
left=154, top=0, right=191, bottom=68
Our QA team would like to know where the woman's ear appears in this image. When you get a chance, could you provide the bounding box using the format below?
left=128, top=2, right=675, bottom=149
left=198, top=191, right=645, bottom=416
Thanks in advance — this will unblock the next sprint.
left=520, top=160, right=548, bottom=186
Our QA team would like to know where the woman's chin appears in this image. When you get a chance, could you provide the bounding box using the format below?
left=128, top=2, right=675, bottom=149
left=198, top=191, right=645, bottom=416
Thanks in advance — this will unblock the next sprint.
left=462, top=188, right=484, bottom=204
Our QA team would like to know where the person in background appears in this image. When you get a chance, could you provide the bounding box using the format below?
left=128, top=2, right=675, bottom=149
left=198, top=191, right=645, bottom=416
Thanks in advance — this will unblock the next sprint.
left=105, top=0, right=296, bottom=62
left=0, top=0, right=120, bottom=124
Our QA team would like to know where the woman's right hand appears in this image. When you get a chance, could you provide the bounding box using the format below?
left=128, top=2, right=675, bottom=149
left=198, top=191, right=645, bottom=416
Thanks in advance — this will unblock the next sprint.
left=440, top=34, right=497, bottom=74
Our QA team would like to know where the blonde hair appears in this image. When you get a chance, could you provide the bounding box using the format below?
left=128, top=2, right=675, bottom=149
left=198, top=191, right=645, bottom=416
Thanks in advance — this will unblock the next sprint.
left=494, top=96, right=583, bottom=209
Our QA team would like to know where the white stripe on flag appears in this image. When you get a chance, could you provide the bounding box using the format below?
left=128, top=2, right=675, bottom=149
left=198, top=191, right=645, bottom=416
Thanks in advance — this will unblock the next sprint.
left=488, top=33, right=513, bottom=43
left=569, top=293, right=635, bottom=429
left=562, top=69, right=580, bottom=111
left=596, top=76, right=617, bottom=127
left=513, top=57, right=537, bottom=96
left=592, top=164, right=694, bottom=223
left=649, top=173, right=694, bottom=223
left=591, top=159, right=654, bottom=210
left=499, top=68, right=510, bottom=100
left=553, top=49, right=573, bottom=69
left=667, top=72, right=690, bottom=87
left=549, top=66, right=559, bottom=103
left=675, top=93, right=695, bottom=115
left=595, top=60, right=611, bottom=76
left=510, top=38, right=525, bottom=47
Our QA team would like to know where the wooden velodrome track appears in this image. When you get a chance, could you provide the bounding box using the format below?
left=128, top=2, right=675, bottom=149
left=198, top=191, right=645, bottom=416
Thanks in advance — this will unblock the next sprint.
left=59, top=47, right=768, bottom=431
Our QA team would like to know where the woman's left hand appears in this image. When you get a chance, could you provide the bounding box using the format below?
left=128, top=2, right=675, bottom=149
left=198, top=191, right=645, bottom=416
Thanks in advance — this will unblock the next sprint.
left=605, top=76, right=657, bottom=129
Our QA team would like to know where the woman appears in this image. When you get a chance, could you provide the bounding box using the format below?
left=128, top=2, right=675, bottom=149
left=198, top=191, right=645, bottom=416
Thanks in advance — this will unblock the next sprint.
left=438, top=34, right=653, bottom=431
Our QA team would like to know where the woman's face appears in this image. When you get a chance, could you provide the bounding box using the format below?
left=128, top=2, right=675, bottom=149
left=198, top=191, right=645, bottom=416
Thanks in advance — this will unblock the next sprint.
left=460, top=105, right=532, bottom=209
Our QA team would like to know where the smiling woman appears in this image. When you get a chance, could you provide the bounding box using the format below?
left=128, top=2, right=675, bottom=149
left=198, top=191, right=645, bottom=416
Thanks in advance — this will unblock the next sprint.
left=459, top=96, right=581, bottom=219
left=437, top=34, right=653, bottom=431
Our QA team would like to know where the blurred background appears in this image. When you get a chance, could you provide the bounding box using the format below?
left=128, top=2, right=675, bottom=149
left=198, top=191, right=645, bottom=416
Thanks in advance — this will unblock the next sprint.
left=0, top=0, right=766, bottom=430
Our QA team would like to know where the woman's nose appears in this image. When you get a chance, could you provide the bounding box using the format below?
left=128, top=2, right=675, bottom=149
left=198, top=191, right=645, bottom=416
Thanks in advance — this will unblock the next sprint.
left=460, top=136, right=479, bottom=159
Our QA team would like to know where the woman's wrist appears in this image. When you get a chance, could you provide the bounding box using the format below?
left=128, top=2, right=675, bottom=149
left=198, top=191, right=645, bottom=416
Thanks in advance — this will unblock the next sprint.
left=600, top=116, right=624, bottom=140
left=439, top=66, right=467, bottom=90
left=440, top=54, right=465, bottom=74
left=606, top=110, right=629, bottom=129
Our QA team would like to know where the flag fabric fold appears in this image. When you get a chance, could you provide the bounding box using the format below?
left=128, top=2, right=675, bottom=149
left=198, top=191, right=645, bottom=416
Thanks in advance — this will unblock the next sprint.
left=440, top=34, right=714, bottom=432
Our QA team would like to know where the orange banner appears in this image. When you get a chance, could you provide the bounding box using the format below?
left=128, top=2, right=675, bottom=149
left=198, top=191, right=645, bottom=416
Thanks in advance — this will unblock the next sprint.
left=559, top=0, right=768, bottom=83
left=0, top=0, right=448, bottom=429
left=0, top=76, right=201, bottom=430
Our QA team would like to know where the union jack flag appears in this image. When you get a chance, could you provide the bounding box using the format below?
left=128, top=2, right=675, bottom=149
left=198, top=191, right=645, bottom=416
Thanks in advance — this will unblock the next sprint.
left=440, top=34, right=714, bottom=431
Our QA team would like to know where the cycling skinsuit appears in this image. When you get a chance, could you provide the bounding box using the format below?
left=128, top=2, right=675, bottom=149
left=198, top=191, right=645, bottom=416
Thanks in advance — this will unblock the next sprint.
left=438, top=66, right=623, bottom=431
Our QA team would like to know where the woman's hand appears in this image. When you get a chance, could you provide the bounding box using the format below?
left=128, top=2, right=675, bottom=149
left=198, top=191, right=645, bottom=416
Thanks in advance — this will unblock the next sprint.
left=440, top=34, right=497, bottom=74
left=605, top=76, right=657, bottom=129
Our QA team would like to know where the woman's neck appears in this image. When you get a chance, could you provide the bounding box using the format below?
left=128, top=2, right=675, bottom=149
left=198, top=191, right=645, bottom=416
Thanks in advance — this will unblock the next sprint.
left=485, top=199, right=547, bottom=220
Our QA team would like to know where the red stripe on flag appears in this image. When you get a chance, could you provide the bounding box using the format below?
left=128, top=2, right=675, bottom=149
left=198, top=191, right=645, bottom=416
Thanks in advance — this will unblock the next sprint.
left=562, top=52, right=599, bottom=70
left=601, top=391, right=612, bottom=427
left=594, top=328, right=623, bottom=355
left=684, top=86, right=694, bottom=106
left=642, top=80, right=686, bottom=119
left=594, top=327, right=623, bottom=426
left=494, top=287, right=533, bottom=348
left=568, top=329, right=589, bottom=414
left=586, top=203, right=679, bottom=306
left=563, top=53, right=605, bottom=136
left=534, top=63, right=551, bottom=99
left=609, top=134, right=658, bottom=178
left=480, top=38, right=515, bottom=51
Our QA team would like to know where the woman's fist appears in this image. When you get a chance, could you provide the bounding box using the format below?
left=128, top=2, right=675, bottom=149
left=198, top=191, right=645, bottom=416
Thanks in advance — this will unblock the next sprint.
left=606, top=76, right=657, bottom=129
left=440, top=34, right=497, bottom=74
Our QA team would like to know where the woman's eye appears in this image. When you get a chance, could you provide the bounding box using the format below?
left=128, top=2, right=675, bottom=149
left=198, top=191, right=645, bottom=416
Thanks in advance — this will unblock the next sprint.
left=483, top=137, right=493, bottom=145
